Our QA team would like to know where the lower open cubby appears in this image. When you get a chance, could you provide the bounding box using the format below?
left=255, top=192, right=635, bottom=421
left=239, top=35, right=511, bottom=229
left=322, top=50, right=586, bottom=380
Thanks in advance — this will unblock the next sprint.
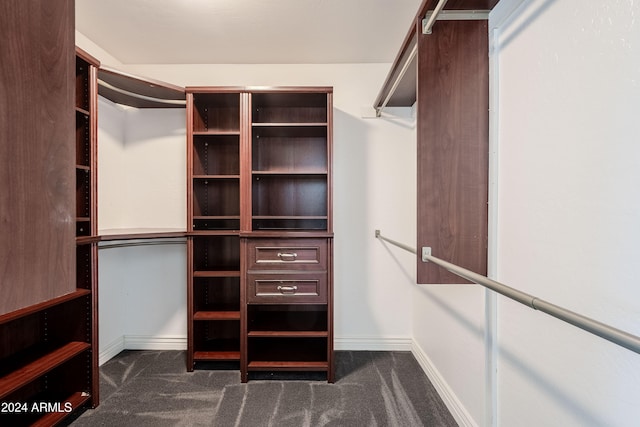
left=193, top=320, right=241, bottom=363
left=252, top=217, right=327, bottom=231
left=192, top=235, right=240, bottom=272
left=193, top=217, right=240, bottom=231
left=246, top=337, right=328, bottom=368
left=193, top=277, right=240, bottom=312
left=246, top=305, right=329, bottom=376
left=247, top=305, right=328, bottom=333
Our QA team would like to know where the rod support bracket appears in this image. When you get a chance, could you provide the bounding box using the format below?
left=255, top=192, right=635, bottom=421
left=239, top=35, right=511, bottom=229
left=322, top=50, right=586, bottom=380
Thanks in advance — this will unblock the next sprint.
left=421, top=247, right=432, bottom=262
left=375, top=229, right=381, bottom=238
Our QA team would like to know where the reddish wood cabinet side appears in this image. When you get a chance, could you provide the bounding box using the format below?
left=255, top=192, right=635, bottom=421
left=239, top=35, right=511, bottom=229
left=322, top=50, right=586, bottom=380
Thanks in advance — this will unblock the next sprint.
left=416, top=20, right=489, bottom=284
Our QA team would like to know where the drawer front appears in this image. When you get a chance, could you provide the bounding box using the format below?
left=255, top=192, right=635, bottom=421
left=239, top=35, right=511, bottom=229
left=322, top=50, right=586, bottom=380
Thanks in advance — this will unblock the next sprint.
left=247, top=273, right=327, bottom=304
left=247, top=238, right=328, bottom=271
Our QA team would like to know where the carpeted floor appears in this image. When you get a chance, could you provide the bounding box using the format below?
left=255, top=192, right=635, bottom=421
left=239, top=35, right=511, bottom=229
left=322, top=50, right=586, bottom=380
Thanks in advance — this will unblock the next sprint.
left=67, top=350, right=457, bottom=426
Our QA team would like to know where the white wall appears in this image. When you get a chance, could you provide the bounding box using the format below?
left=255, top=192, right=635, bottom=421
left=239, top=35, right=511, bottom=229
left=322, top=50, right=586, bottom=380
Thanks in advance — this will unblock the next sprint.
left=493, top=0, right=640, bottom=425
left=412, top=1, right=640, bottom=426
left=98, top=242, right=187, bottom=364
left=96, top=96, right=188, bottom=363
left=97, top=100, right=186, bottom=232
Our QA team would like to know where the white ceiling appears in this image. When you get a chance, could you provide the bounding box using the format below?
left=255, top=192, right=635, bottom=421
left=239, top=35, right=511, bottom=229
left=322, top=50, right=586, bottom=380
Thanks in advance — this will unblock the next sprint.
left=75, top=0, right=423, bottom=65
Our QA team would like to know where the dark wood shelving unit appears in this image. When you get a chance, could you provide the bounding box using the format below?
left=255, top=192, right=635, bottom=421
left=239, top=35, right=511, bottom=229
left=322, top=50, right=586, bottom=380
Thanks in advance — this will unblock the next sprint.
left=0, top=6, right=100, bottom=419
left=186, top=87, right=333, bottom=382
left=243, top=88, right=334, bottom=382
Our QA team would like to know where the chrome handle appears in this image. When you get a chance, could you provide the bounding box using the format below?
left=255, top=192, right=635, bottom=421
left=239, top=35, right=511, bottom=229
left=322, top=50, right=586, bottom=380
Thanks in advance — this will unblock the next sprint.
left=277, top=285, right=298, bottom=294
left=277, top=252, right=298, bottom=261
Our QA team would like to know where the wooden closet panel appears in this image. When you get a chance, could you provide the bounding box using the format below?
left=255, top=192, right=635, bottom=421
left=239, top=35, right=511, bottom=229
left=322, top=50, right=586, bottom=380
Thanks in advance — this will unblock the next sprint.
left=0, top=0, right=75, bottom=313
left=416, top=20, right=489, bottom=284
left=443, top=0, right=500, bottom=9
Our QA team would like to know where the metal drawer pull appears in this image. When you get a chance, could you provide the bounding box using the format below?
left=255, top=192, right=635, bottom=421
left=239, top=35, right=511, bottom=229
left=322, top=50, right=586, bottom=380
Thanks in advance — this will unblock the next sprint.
left=277, top=252, right=298, bottom=261
left=277, top=285, right=298, bottom=294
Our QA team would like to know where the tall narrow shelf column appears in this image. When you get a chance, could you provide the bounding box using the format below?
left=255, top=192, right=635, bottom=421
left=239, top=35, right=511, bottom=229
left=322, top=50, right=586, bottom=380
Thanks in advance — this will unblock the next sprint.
left=74, top=46, right=100, bottom=408
left=186, top=89, right=247, bottom=369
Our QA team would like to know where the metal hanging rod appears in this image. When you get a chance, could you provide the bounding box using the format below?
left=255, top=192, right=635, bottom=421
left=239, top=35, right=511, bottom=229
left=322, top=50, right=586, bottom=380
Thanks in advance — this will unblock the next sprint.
left=376, top=42, right=417, bottom=117
left=375, top=230, right=640, bottom=355
left=97, top=79, right=187, bottom=106
left=374, top=229, right=417, bottom=254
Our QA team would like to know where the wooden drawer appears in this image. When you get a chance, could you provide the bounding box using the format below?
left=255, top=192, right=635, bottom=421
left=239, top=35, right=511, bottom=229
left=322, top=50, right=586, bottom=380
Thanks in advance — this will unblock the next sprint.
left=246, top=238, right=328, bottom=271
left=247, top=273, right=327, bottom=304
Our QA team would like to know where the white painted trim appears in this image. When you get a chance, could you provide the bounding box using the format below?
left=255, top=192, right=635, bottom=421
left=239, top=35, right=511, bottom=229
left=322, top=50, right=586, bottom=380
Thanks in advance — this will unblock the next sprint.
left=99, top=336, right=125, bottom=366
left=99, top=335, right=187, bottom=365
left=102, top=335, right=408, bottom=364
left=411, top=339, right=479, bottom=427
left=486, top=2, right=531, bottom=425
left=124, top=335, right=187, bottom=350
left=334, top=336, right=412, bottom=351
left=489, top=0, right=529, bottom=29
left=485, top=19, right=502, bottom=427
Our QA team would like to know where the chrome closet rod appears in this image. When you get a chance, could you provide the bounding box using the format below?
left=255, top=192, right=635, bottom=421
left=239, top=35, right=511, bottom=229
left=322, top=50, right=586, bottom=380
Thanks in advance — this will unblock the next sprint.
left=376, top=41, right=417, bottom=117
left=374, top=229, right=417, bottom=254
left=375, top=230, right=640, bottom=355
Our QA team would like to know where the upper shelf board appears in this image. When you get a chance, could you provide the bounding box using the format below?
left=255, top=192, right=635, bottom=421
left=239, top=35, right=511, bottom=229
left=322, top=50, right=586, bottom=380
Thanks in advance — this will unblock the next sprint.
left=98, top=66, right=186, bottom=108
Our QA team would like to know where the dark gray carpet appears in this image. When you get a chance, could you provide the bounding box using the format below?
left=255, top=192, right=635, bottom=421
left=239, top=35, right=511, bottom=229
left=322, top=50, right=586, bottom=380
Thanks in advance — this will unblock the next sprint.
left=67, top=350, right=457, bottom=426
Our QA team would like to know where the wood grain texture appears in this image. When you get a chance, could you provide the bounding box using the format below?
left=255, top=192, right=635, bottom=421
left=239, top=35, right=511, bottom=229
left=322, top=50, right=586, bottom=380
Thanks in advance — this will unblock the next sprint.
left=417, top=20, right=489, bottom=284
left=0, top=0, right=75, bottom=314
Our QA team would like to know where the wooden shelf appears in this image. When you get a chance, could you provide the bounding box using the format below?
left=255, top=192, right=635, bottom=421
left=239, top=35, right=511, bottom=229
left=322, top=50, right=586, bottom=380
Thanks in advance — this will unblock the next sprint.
left=0, top=289, right=90, bottom=325
left=193, top=311, right=240, bottom=321
left=31, top=391, right=91, bottom=427
left=193, top=270, right=241, bottom=278
left=252, top=216, right=328, bottom=220
left=193, top=215, right=240, bottom=220
left=0, top=342, right=90, bottom=400
left=193, top=130, right=241, bottom=136
left=252, top=171, right=327, bottom=175
left=75, top=106, right=90, bottom=117
left=194, top=351, right=240, bottom=362
left=247, top=331, right=328, bottom=338
left=188, top=230, right=240, bottom=236
left=252, top=122, right=328, bottom=127
left=193, top=175, right=240, bottom=179
left=247, top=361, right=328, bottom=370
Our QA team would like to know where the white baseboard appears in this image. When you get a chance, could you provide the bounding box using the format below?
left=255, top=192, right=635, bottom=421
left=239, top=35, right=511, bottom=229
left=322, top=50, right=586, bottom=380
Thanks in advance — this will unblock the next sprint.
left=334, top=336, right=412, bottom=351
left=124, top=335, right=187, bottom=350
left=99, top=336, right=125, bottom=366
left=101, top=334, right=410, bottom=361
left=411, top=340, right=478, bottom=427
left=99, top=335, right=187, bottom=366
